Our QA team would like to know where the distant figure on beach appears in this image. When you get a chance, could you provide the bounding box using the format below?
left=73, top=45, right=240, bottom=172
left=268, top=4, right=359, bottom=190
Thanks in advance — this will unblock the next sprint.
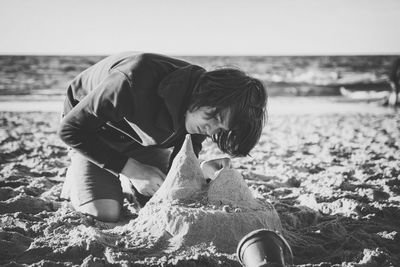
left=58, top=52, right=267, bottom=222
left=339, top=58, right=400, bottom=106
left=388, top=58, right=400, bottom=107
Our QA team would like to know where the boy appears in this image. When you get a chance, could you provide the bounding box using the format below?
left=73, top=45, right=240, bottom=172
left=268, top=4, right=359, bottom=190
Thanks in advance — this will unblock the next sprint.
left=59, top=52, right=267, bottom=222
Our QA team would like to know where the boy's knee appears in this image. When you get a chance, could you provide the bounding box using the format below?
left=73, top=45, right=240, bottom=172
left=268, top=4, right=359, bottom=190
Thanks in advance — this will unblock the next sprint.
left=76, top=199, right=121, bottom=222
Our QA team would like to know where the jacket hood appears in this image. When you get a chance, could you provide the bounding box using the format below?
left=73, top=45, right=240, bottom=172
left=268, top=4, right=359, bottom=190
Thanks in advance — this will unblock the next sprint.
left=157, top=64, right=205, bottom=131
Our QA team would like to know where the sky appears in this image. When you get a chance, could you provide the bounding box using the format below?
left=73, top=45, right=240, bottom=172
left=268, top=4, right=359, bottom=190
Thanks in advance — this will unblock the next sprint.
left=0, top=0, right=399, bottom=56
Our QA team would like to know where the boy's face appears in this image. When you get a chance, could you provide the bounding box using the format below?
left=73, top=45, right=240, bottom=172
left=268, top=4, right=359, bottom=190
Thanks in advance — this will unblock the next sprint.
left=185, top=106, right=231, bottom=137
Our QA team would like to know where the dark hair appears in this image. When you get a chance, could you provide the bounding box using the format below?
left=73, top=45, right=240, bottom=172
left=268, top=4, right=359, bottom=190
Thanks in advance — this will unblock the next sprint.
left=189, top=67, right=267, bottom=156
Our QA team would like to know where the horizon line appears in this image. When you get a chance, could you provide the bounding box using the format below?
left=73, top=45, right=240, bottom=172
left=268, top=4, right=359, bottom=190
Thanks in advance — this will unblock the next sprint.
left=1, top=51, right=400, bottom=57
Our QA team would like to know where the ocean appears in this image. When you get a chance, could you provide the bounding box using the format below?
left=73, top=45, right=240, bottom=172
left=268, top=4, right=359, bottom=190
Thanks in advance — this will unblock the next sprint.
left=0, top=55, right=398, bottom=98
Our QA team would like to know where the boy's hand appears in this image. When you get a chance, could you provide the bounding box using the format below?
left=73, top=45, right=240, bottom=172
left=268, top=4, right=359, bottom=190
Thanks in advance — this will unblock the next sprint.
left=200, top=157, right=231, bottom=180
left=120, top=158, right=166, bottom=196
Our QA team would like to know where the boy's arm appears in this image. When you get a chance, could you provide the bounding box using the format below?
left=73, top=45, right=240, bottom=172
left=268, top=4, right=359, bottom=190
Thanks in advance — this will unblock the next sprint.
left=58, top=70, right=134, bottom=176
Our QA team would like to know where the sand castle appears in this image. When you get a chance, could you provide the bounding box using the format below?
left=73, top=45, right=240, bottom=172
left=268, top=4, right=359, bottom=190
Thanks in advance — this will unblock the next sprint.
left=128, top=135, right=283, bottom=253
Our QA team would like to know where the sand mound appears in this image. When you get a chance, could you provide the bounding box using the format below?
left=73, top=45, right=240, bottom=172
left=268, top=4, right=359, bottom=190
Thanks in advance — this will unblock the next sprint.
left=208, top=168, right=265, bottom=210
left=149, top=134, right=208, bottom=202
left=114, top=135, right=282, bottom=255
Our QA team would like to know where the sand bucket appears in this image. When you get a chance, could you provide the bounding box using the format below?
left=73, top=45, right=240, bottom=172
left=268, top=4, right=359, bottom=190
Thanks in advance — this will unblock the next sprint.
left=236, top=229, right=293, bottom=267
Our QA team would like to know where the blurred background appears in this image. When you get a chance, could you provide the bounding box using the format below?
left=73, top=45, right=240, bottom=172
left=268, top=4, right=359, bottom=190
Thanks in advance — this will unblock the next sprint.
left=0, top=0, right=399, bottom=103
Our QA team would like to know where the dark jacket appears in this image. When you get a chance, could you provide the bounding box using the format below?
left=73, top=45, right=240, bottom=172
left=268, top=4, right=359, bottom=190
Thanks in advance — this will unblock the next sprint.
left=58, top=52, right=206, bottom=176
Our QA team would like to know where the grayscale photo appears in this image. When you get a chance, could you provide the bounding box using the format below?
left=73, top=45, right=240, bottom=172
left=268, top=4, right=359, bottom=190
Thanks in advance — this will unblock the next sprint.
left=0, top=0, right=399, bottom=266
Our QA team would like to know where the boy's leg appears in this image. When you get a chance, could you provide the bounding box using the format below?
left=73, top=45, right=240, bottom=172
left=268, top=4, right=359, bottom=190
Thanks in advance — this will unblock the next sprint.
left=60, top=146, right=172, bottom=220
left=60, top=151, right=124, bottom=222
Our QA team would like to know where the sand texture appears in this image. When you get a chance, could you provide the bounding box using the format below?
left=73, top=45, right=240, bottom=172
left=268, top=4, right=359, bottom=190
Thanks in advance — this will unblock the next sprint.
left=123, top=135, right=282, bottom=257
left=208, top=168, right=266, bottom=210
left=0, top=99, right=400, bottom=266
left=149, top=135, right=208, bottom=203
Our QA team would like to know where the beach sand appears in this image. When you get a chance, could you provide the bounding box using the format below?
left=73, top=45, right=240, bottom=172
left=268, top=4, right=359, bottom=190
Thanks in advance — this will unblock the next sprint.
left=0, top=97, right=399, bottom=266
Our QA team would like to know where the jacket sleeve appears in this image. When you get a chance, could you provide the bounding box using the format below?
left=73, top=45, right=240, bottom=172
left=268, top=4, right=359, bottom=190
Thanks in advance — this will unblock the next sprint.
left=58, top=70, right=134, bottom=176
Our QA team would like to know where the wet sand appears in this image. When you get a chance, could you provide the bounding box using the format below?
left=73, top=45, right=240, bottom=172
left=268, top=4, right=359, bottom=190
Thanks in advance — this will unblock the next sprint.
left=0, top=97, right=399, bottom=266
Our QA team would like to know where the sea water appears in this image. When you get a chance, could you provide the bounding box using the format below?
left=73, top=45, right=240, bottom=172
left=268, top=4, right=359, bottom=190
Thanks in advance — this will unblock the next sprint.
left=0, top=54, right=398, bottom=97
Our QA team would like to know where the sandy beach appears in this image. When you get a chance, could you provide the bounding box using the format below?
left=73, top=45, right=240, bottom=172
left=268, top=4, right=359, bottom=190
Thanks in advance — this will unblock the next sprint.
left=0, top=97, right=399, bottom=266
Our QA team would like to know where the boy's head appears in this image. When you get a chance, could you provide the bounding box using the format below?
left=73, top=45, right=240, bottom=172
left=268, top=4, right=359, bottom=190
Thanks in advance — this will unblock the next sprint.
left=185, top=67, right=267, bottom=157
